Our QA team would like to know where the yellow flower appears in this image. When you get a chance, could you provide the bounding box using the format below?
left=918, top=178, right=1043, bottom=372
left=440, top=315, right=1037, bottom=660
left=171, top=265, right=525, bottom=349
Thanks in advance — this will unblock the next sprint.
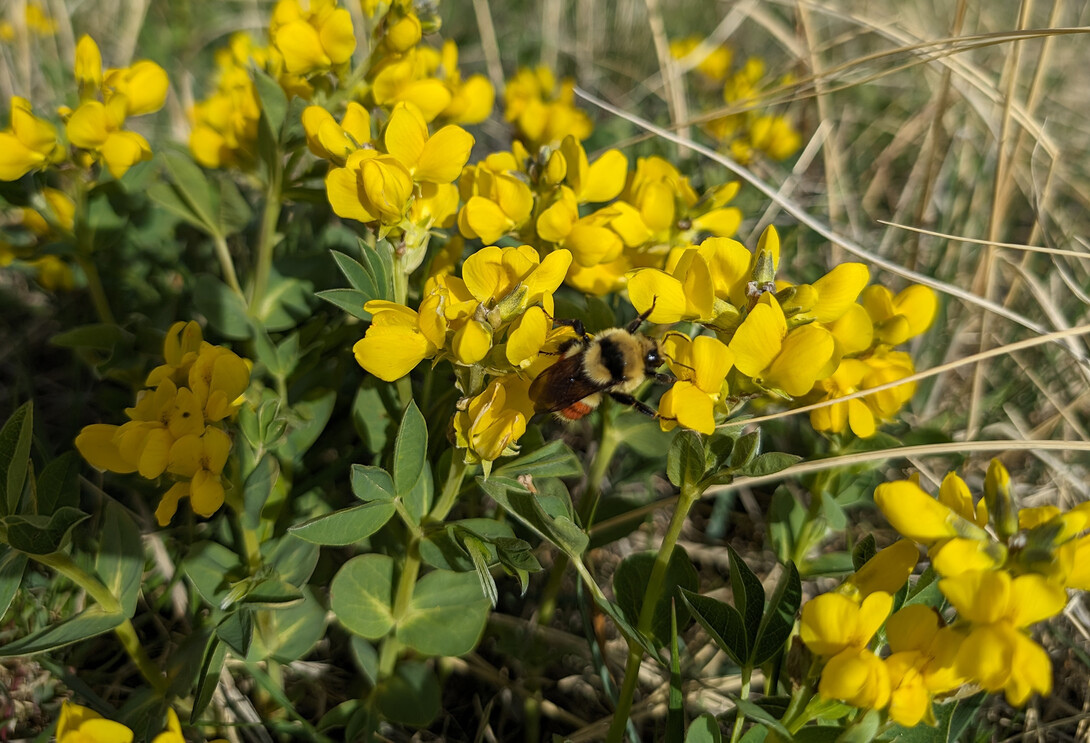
left=800, top=591, right=892, bottom=657
left=503, top=67, right=592, bottom=148
left=302, top=102, right=371, bottom=163
left=146, top=321, right=205, bottom=387
left=558, top=135, right=628, bottom=203
left=326, top=150, right=414, bottom=225
left=75, top=424, right=136, bottom=475
left=188, top=345, right=252, bottom=421
left=66, top=98, right=152, bottom=178
left=810, top=359, right=876, bottom=437
left=270, top=0, right=356, bottom=76
left=728, top=293, right=836, bottom=397
left=104, top=61, right=169, bottom=117
left=384, top=102, right=475, bottom=184
left=844, top=539, right=918, bottom=599
left=861, top=284, right=937, bottom=346
left=0, top=97, right=63, bottom=181
left=381, top=8, right=422, bottom=53
left=458, top=164, right=534, bottom=244
left=818, top=647, right=891, bottom=711
left=453, top=375, right=535, bottom=464
left=75, top=36, right=103, bottom=100
left=189, top=51, right=261, bottom=169
left=873, top=479, right=983, bottom=544
left=669, top=36, right=732, bottom=80
left=56, top=701, right=133, bottom=743
left=160, top=427, right=233, bottom=523
left=370, top=49, right=453, bottom=122
left=461, top=244, right=571, bottom=319
left=353, top=300, right=438, bottom=381
left=781, top=263, right=870, bottom=325
left=435, top=41, right=495, bottom=125
left=657, top=334, right=734, bottom=434
left=150, top=710, right=185, bottom=743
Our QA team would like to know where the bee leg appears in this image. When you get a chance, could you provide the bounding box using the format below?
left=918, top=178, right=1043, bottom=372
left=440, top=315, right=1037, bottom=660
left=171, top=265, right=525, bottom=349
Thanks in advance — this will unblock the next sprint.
left=608, top=391, right=660, bottom=418
left=552, top=317, right=590, bottom=341
left=652, top=372, right=676, bottom=387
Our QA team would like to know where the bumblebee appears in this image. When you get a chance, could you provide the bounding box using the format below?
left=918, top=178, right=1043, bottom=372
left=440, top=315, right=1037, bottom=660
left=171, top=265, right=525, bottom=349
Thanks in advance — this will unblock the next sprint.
left=529, top=306, right=673, bottom=421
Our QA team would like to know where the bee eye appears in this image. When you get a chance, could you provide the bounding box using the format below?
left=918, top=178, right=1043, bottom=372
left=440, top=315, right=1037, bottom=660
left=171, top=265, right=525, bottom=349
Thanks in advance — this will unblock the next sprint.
left=646, top=349, right=660, bottom=364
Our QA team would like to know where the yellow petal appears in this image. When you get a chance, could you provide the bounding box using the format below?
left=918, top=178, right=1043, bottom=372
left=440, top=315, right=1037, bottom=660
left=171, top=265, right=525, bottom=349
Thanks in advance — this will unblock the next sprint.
left=0, top=132, right=45, bottom=180
left=506, top=306, right=549, bottom=367
left=690, top=335, right=733, bottom=394
left=764, top=324, right=835, bottom=397
left=384, top=102, right=428, bottom=170
left=849, top=539, right=918, bottom=598
left=693, top=207, right=742, bottom=237
left=326, top=167, right=377, bottom=223
left=874, top=480, right=960, bottom=544
left=138, top=427, right=173, bottom=479
left=66, top=101, right=111, bottom=148
left=810, top=263, right=870, bottom=323
left=659, top=381, right=715, bottom=435
left=100, top=130, right=152, bottom=178
left=729, top=296, right=785, bottom=378
left=109, top=60, right=169, bottom=116
left=353, top=325, right=431, bottom=381
left=318, top=7, right=356, bottom=65
left=886, top=604, right=941, bottom=654
left=895, top=285, right=938, bottom=338
left=190, top=469, right=225, bottom=517
left=76, top=424, right=136, bottom=473
left=939, top=569, right=1010, bottom=625
left=461, top=196, right=511, bottom=243
left=416, top=125, right=475, bottom=184
left=627, top=269, right=687, bottom=324
left=75, top=35, right=103, bottom=92
left=155, top=481, right=190, bottom=527
left=275, top=19, right=330, bottom=74
left=453, top=320, right=493, bottom=364
left=1007, top=574, right=1067, bottom=627
left=580, top=149, right=627, bottom=203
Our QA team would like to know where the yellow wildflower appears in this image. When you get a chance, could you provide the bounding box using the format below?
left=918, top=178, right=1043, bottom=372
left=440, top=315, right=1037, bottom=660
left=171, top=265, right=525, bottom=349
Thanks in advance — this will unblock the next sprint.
left=56, top=701, right=133, bottom=743
left=269, top=0, right=356, bottom=76
left=0, top=97, right=63, bottom=181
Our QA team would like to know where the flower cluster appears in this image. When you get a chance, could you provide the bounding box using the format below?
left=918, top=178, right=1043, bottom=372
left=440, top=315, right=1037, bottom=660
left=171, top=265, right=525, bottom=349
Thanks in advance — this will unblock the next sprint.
left=188, top=34, right=264, bottom=169
left=56, top=702, right=225, bottom=743
left=0, top=4, right=57, bottom=41
left=354, top=244, right=572, bottom=465
left=801, top=460, right=1089, bottom=726
left=503, top=67, right=592, bottom=150
left=0, top=187, right=76, bottom=290
left=0, top=35, right=168, bottom=181
left=628, top=225, right=936, bottom=436
left=75, top=322, right=251, bottom=526
left=670, top=37, right=801, bottom=164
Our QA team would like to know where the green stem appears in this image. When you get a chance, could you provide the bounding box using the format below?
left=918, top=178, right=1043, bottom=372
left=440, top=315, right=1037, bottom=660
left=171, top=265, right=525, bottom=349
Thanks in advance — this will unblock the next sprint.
left=378, top=459, right=468, bottom=679
left=212, top=233, right=244, bottom=299
left=76, top=254, right=115, bottom=325
left=249, top=162, right=283, bottom=313
left=606, top=485, right=701, bottom=743
left=728, top=666, right=752, bottom=743
left=34, top=553, right=166, bottom=695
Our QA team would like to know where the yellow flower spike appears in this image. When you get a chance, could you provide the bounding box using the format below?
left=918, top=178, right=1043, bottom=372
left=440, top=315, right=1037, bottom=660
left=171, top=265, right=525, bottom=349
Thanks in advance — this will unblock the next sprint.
left=0, top=98, right=62, bottom=181
left=874, top=479, right=981, bottom=544
left=167, top=388, right=205, bottom=438
left=57, top=701, right=134, bottom=743
left=354, top=301, right=436, bottom=381
left=191, top=347, right=252, bottom=421
left=271, top=0, right=354, bottom=75
left=385, top=102, right=475, bottom=184
left=862, top=284, right=938, bottom=345
left=76, top=424, right=136, bottom=474
left=846, top=539, right=918, bottom=598
left=105, top=60, right=169, bottom=116
left=938, top=471, right=988, bottom=528
left=799, top=591, right=892, bottom=657
left=827, top=304, right=874, bottom=356
left=75, top=36, right=104, bottom=100
left=818, top=647, right=891, bottom=711
left=697, top=236, right=751, bottom=299
left=506, top=306, right=550, bottom=368
left=535, top=187, right=579, bottom=243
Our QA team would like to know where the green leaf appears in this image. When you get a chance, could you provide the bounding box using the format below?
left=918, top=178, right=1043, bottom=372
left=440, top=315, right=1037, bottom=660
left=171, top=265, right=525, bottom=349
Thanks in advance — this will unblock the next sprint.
left=479, top=477, right=588, bottom=556
left=253, top=67, right=288, bottom=142
left=237, top=576, right=303, bottom=608
left=0, top=547, right=28, bottom=619
left=463, top=535, right=498, bottom=607
left=216, top=609, right=253, bottom=656
left=679, top=588, right=747, bottom=667
left=731, top=695, right=792, bottom=739
left=242, top=454, right=280, bottom=530
left=5, top=507, right=89, bottom=554
left=35, top=451, right=80, bottom=514
left=767, top=486, right=805, bottom=564
left=373, top=660, right=440, bottom=727
left=0, top=607, right=123, bottom=657
left=685, top=714, right=722, bottom=743
left=183, top=540, right=246, bottom=608
left=215, top=175, right=252, bottom=236
left=613, top=546, right=699, bottom=647
left=352, top=386, right=390, bottom=454
left=667, top=429, right=706, bottom=490
left=194, top=273, right=251, bottom=340
left=277, top=390, right=336, bottom=462
left=592, top=591, right=658, bottom=657
left=0, top=401, right=32, bottom=515
left=191, top=635, right=227, bottom=723
left=728, top=431, right=760, bottom=470
left=852, top=535, right=878, bottom=570
left=836, top=708, right=881, bottom=743
left=147, top=181, right=205, bottom=229
left=350, top=464, right=395, bottom=502
left=419, top=518, right=518, bottom=571
left=262, top=534, right=320, bottom=588
left=751, top=561, right=801, bottom=666
left=160, top=149, right=219, bottom=233
left=316, top=288, right=374, bottom=321
left=735, top=452, right=801, bottom=478
left=365, top=238, right=395, bottom=300
left=247, top=587, right=327, bottom=663
left=393, top=401, right=427, bottom=500
left=492, top=440, right=582, bottom=479
left=402, top=461, right=433, bottom=524
left=727, top=543, right=765, bottom=659
left=50, top=324, right=133, bottom=353
left=397, top=569, right=490, bottom=656
left=94, top=502, right=143, bottom=617
left=255, top=271, right=313, bottom=332
left=289, top=501, right=397, bottom=546
left=331, top=250, right=378, bottom=296
left=820, top=492, right=848, bottom=531
left=330, top=554, right=395, bottom=640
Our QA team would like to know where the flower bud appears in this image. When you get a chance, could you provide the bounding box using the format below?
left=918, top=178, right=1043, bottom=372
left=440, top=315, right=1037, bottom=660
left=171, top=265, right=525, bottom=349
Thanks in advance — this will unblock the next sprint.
left=985, top=459, right=1018, bottom=541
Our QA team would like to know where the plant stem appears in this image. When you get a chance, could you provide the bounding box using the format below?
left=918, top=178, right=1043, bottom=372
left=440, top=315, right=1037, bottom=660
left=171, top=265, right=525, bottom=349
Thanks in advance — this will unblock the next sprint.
left=114, top=619, right=169, bottom=695
left=605, top=485, right=700, bottom=743
left=728, top=666, right=752, bottom=743
left=212, top=233, right=244, bottom=299
left=249, top=160, right=283, bottom=313
left=77, top=254, right=115, bottom=325
left=377, top=459, right=468, bottom=678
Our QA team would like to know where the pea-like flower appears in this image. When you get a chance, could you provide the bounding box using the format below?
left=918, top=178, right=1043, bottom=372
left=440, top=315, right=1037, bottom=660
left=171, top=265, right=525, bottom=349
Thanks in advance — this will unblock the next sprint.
left=657, top=334, right=733, bottom=434
left=0, top=97, right=64, bottom=181
left=452, top=375, right=536, bottom=466
left=269, top=0, right=355, bottom=77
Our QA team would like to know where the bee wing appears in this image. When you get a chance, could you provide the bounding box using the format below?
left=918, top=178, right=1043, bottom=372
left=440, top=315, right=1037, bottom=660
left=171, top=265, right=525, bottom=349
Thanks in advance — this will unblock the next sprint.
left=529, top=354, right=608, bottom=413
